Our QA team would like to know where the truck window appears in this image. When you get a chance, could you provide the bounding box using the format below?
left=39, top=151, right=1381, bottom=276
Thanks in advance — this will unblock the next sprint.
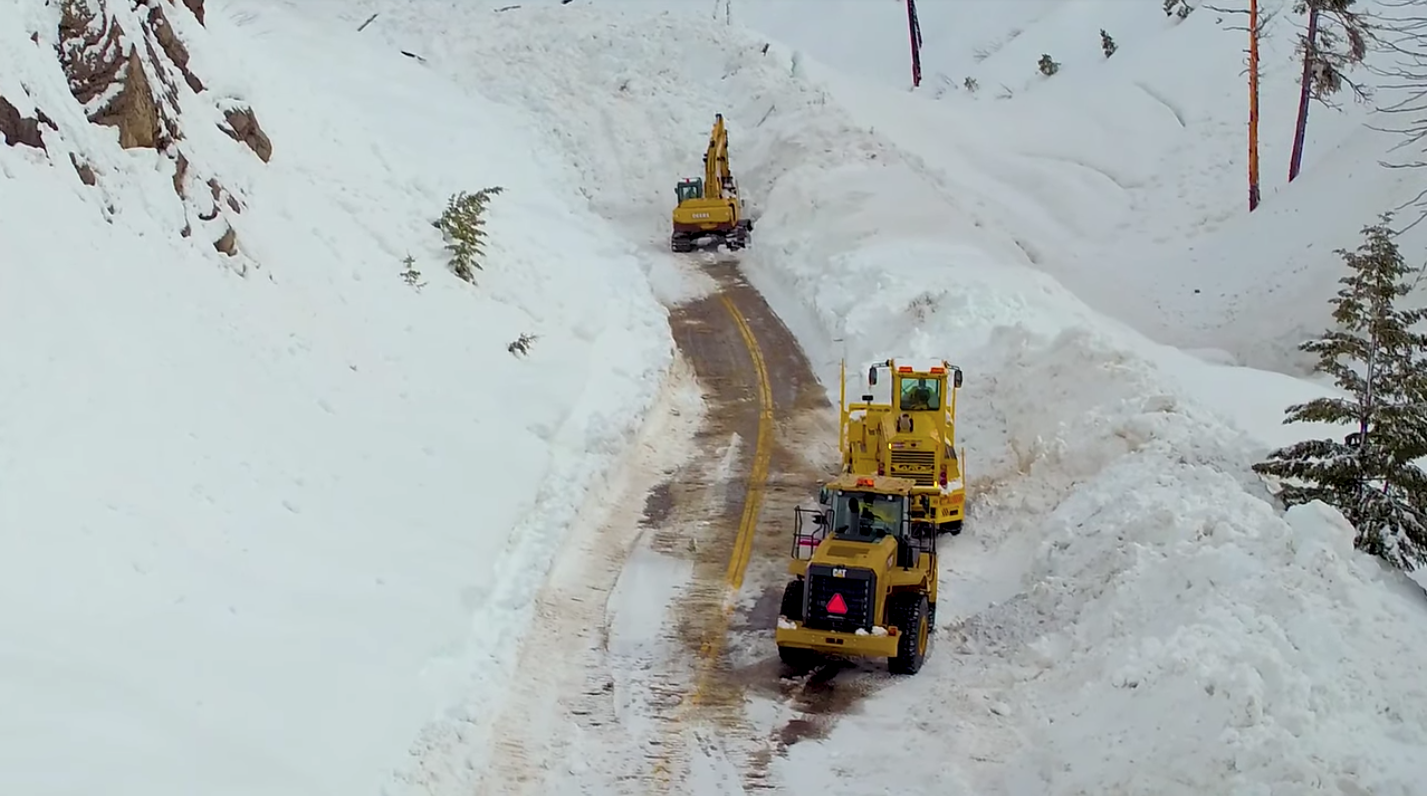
left=898, top=377, right=940, bottom=411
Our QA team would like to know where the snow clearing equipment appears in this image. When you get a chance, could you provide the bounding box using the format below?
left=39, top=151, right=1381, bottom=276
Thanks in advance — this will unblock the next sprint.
left=670, top=113, right=752, bottom=253
left=841, top=358, right=967, bottom=536
left=775, top=473, right=937, bottom=675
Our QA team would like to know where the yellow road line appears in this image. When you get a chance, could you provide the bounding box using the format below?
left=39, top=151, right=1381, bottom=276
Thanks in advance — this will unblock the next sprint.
left=650, top=293, right=777, bottom=786
left=720, top=293, right=775, bottom=593
left=689, top=296, right=774, bottom=705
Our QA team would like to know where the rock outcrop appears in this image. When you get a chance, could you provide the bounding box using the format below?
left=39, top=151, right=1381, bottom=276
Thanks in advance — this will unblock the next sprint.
left=220, top=106, right=272, bottom=163
left=0, top=96, right=54, bottom=151
left=1, top=0, right=273, bottom=263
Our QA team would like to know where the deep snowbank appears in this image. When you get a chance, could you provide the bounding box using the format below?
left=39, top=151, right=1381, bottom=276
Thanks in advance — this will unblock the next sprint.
left=338, top=1, right=1427, bottom=792
left=192, top=0, right=1427, bottom=792
left=727, top=7, right=1427, bottom=794
left=735, top=0, right=1427, bottom=374
left=0, top=1, right=668, bottom=793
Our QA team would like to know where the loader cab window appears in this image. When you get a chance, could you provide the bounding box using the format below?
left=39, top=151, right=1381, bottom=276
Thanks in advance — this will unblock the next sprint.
left=830, top=491, right=905, bottom=541
left=898, top=377, right=941, bottom=412
left=675, top=179, right=704, bottom=203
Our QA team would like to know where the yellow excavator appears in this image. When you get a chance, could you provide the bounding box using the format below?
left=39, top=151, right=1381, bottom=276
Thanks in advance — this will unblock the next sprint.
left=670, top=113, right=753, bottom=253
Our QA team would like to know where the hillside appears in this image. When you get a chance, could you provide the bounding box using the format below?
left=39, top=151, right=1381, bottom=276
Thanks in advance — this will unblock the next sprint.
left=3, top=0, right=1427, bottom=794
left=0, top=1, right=667, bottom=793
left=741, top=0, right=1427, bottom=374
left=342, top=0, right=1427, bottom=790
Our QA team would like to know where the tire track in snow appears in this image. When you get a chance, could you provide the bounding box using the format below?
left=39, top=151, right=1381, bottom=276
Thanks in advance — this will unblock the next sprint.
left=471, top=355, right=707, bottom=795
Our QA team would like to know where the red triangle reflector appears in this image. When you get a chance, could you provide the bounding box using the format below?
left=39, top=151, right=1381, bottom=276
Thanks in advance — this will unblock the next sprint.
left=826, top=593, right=848, bottom=615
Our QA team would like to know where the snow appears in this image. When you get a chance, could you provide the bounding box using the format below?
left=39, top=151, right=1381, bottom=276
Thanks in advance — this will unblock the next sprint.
left=723, top=1, right=1427, bottom=792
left=741, top=0, right=1427, bottom=375
left=0, top=1, right=668, bottom=794
left=8, top=0, right=1427, bottom=793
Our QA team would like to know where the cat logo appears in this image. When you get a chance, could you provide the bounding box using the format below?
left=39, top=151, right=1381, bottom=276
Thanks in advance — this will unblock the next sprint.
left=832, top=566, right=847, bottom=578
left=692, top=212, right=710, bottom=219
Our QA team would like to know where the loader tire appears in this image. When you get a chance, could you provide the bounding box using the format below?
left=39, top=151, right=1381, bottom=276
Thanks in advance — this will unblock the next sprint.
left=777, top=579, right=818, bottom=671
left=779, top=578, right=805, bottom=622
left=888, top=592, right=929, bottom=675
left=778, top=644, right=819, bottom=671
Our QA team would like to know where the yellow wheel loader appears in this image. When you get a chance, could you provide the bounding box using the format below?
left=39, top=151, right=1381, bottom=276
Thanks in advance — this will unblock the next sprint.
left=775, top=473, right=937, bottom=675
left=670, top=113, right=753, bottom=253
left=840, top=358, right=967, bottom=536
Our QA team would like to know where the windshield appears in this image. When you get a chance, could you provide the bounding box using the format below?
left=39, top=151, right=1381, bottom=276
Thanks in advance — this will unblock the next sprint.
left=830, top=490, right=904, bottom=541
left=898, top=377, right=941, bottom=412
left=675, top=180, right=704, bottom=202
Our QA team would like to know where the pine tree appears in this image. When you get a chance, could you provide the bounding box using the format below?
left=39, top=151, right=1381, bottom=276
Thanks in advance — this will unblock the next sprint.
left=436, top=186, right=506, bottom=283
left=1292, top=0, right=1373, bottom=104
left=1164, top=0, right=1195, bottom=20
left=1037, top=54, right=1060, bottom=77
left=1253, top=214, right=1427, bottom=571
left=1101, top=29, right=1118, bottom=59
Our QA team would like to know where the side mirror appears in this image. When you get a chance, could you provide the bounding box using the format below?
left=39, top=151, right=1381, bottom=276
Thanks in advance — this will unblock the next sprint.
left=954, top=368, right=963, bottom=388
left=817, top=486, right=830, bottom=505
left=867, top=365, right=878, bottom=386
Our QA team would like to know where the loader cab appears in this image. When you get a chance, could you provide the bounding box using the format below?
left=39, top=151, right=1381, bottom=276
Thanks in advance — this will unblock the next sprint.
left=898, top=377, right=941, bottom=412
left=675, top=178, right=704, bottom=204
left=828, top=487, right=907, bottom=542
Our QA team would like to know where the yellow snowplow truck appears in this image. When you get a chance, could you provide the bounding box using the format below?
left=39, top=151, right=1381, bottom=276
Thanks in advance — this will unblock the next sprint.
left=670, top=113, right=752, bottom=253
left=841, top=358, right=966, bottom=535
left=775, top=473, right=937, bottom=674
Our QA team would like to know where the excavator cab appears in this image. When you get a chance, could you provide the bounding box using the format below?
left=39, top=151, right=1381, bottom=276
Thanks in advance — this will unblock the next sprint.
left=675, top=178, right=704, bottom=204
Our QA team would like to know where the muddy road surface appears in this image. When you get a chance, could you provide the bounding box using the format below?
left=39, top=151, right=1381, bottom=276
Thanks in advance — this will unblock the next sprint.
left=474, top=257, right=892, bottom=795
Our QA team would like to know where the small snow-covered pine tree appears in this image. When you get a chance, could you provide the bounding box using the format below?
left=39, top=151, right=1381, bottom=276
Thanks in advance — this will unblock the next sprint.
left=436, top=186, right=506, bottom=283
left=399, top=253, right=426, bottom=290
left=1164, top=0, right=1195, bottom=20
left=1037, top=54, right=1060, bottom=77
left=1101, top=29, right=1117, bottom=58
left=1253, top=214, right=1427, bottom=572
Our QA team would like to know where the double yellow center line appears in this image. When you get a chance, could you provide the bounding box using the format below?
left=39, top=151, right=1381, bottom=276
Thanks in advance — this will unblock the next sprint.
left=651, top=293, right=776, bottom=786
left=690, top=295, right=774, bottom=702
left=720, top=294, right=775, bottom=593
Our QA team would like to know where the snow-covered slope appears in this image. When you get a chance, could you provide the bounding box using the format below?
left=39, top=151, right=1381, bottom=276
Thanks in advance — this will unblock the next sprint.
left=739, top=0, right=1427, bottom=375
left=334, top=0, right=1427, bottom=792
left=0, top=1, right=667, bottom=794
left=8, top=0, right=1427, bottom=793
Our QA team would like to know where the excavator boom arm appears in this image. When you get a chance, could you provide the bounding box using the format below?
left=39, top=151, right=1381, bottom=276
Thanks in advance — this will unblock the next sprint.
left=705, top=113, right=730, bottom=197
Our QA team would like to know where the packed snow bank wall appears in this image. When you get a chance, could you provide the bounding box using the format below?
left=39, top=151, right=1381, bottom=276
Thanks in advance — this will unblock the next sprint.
left=337, top=2, right=1427, bottom=793
left=733, top=0, right=1427, bottom=375
left=0, top=1, right=669, bottom=794
left=727, top=9, right=1427, bottom=796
